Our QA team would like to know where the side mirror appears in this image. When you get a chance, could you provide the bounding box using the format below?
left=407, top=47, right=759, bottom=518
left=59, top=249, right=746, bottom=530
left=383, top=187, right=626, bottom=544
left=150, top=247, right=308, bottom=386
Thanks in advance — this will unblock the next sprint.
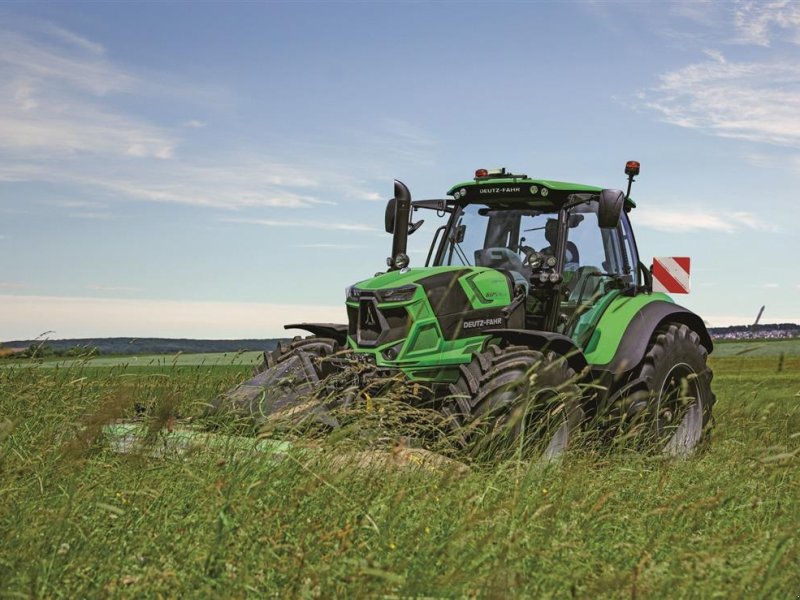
left=385, top=197, right=396, bottom=234
left=455, top=223, right=466, bottom=244
left=598, top=189, right=625, bottom=229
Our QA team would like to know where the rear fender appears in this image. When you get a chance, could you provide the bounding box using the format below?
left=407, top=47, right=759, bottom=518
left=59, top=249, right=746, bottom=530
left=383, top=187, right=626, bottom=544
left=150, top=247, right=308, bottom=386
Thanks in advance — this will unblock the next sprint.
left=483, top=329, right=589, bottom=377
left=597, top=301, right=712, bottom=376
left=284, top=323, right=349, bottom=346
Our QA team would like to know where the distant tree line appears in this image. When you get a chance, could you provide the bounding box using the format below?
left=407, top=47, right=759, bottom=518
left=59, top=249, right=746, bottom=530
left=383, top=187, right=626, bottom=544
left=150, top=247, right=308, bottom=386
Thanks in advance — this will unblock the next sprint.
left=708, top=323, right=800, bottom=336
left=0, top=338, right=282, bottom=358
left=2, top=325, right=798, bottom=359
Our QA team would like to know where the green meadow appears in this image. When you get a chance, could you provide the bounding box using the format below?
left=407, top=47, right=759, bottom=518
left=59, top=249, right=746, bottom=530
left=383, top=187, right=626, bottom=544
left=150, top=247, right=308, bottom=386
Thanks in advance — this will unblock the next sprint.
left=1, top=341, right=798, bottom=597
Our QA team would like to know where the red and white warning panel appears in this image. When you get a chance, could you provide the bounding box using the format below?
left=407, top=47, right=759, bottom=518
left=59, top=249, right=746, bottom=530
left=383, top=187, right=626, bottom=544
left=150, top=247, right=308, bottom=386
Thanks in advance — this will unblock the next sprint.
left=652, top=257, right=691, bottom=294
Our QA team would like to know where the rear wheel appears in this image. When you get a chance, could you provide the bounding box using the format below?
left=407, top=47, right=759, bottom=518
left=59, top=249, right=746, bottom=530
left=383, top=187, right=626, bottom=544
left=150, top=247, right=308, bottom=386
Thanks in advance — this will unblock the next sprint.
left=208, top=336, right=341, bottom=426
left=624, top=324, right=715, bottom=455
left=444, top=345, right=584, bottom=461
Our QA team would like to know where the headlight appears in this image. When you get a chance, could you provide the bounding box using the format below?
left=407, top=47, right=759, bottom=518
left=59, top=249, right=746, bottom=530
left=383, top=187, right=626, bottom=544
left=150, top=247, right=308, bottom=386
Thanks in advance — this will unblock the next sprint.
left=346, top=285, right=361, bottom=302
left=393, top=253, right=410, bottom=269
left=375, top=285, right=417, bottom=303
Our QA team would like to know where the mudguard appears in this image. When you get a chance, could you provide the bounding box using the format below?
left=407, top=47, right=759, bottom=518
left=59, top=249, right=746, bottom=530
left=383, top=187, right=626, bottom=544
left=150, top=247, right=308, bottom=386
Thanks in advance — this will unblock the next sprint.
left=284, top=323, right=349, bottom=345
left=596, top=300, right=712, bottom=376
left=483, top=328, right=589, bottom=376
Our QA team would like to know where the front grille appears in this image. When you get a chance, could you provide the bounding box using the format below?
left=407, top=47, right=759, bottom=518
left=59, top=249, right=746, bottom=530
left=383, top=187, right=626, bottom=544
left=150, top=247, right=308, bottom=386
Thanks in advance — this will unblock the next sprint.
left=350, top=295, right=411, bottom=347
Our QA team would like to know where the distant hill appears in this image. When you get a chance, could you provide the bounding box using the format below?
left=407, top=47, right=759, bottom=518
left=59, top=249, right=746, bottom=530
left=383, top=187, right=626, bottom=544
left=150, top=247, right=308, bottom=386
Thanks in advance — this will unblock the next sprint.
left=3, top=323, right=798, bottom=358
left=0, top=337, right=283, bottom=356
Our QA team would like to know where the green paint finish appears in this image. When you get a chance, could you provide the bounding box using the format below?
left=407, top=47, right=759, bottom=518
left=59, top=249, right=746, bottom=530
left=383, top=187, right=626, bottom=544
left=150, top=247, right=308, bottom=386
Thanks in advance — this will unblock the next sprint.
left=458, top=269, right=512, bottom=309
left=446, top=177, right=636, bottom=208
left=346, top=266, right=511, bottom=380
left=353, top=266, right=465, bottom=290
left=583, top=292, right=674, bottom=365
left=447, top=178, right=602, bottom=196
left=571, top=289, right=623, bottom=348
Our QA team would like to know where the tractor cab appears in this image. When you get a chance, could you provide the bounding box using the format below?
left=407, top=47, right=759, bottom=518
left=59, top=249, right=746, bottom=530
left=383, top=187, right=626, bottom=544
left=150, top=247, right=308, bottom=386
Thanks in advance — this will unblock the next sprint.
left=402, top=167, right=644, bottom=350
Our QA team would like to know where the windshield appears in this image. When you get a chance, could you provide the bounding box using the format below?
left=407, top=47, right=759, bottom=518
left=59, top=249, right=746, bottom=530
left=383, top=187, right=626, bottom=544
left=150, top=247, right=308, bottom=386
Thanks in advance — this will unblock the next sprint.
left=440, top=205, right=559, bottom=268
left=438, top=201, right=634, bottom=281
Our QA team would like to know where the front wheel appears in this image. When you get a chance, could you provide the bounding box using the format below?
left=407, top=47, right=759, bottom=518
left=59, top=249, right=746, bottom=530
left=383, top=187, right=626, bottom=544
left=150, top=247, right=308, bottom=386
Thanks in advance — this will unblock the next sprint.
left=625, top=323, right=715, bottom=456
left=443, top=345, right=584, bottom=461
left=207, top=336, right=341, bottom=426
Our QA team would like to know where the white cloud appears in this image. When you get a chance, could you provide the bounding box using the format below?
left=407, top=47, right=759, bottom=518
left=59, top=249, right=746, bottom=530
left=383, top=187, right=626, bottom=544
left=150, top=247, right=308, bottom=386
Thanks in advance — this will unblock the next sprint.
left=87, top=285, right=141, bottom=293
left=0, top=25, right=175, bottom=159
left=68, top=211, right=115, bottom=220
left=732, top=0, right=800, bottom=46
left=0, top=283, right=25, bottom=289
left=0, top=295, right=345, bottom=339
left=642, top=52, right=800, bottom=148
left=295, top=243, right=366, bottom=249
left=0, top=21, right=432, bottom=213
left=763, top=283, right=780, bottom=288
left=634, top=206, right=774, bottom=233
left=224, top=217, right=377, bottom=232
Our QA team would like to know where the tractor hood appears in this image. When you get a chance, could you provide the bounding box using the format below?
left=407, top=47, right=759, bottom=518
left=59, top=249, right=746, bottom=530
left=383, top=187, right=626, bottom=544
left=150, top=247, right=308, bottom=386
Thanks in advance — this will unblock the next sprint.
left=346, top=266, right=523, bottom=358
left=349, top=266, right=514, bottom=311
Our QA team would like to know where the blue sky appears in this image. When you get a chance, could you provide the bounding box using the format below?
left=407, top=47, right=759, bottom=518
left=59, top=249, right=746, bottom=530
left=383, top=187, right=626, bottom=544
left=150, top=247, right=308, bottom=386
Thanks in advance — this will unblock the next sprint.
left=1, top=1, right=799, bottom=340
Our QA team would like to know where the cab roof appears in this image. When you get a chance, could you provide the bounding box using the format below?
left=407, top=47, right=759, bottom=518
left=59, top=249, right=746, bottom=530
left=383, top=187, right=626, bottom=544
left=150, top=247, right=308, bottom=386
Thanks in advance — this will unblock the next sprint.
left=446, top=176, right=636, bottom=208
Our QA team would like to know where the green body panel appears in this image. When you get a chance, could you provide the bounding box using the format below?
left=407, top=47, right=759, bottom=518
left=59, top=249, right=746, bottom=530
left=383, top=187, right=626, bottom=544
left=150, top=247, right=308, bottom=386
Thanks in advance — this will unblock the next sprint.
left=457, top=269, right=513, bottom=309
left=446, top=177, right=636, bottom=207
left=347, top=266, right=517, bottom=382
left=355, top=266, right=463, bottom=290
left=582, top=292, right=674, bottom=365
left=447, top=178, right=602, bottom=195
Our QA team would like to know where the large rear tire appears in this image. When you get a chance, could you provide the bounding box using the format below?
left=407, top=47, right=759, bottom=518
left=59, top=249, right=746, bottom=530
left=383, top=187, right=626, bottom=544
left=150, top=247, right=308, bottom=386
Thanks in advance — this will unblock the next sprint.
left=208, top=336, right=340, bottom=426
left=444, top=345, right=584, bottom=461
left=624, top=323, right=715, bottom=456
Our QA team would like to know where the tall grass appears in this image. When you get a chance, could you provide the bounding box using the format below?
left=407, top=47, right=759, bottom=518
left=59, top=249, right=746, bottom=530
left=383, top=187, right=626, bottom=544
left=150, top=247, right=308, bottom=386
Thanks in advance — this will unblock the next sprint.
left=1, top=353, right=798, bottom=597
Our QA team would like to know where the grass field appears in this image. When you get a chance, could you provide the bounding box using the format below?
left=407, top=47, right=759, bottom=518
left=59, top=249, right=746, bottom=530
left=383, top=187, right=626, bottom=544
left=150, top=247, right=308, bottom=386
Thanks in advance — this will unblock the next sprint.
left=1, top=342, right=798, bottom=597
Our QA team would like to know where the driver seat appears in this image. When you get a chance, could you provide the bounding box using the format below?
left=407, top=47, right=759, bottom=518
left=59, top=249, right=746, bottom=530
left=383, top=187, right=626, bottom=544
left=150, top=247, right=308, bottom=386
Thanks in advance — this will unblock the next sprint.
left=474, top=248, right=529, bottom=293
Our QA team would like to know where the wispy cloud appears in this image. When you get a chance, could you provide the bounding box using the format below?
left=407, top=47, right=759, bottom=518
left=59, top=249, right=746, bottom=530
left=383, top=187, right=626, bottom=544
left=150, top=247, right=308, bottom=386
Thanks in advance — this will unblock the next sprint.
left=0, top=20, right=426, bottom=214
left=0, top=24, right=175, bottom=159
left=641, top=51, right=800, bottom=148
left=732, top=0, right=800, bottom=46
left=224, top=217, right=377, bottom=232
left=87, top=285, right=141, bottom=293
left=763, top=283, right=780, bottom=288
left=0, top=282, right=25, bottom=289
left=68, top=211, right=115, bottom=220
left=294, top=243, right=366, bottom=249
left=635, top=206, right=775, bottom=233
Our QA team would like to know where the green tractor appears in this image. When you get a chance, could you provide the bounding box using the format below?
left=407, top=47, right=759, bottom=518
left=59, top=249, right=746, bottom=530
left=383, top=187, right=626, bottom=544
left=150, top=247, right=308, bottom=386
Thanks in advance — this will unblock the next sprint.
left=216, top=162, right=715, bottom=458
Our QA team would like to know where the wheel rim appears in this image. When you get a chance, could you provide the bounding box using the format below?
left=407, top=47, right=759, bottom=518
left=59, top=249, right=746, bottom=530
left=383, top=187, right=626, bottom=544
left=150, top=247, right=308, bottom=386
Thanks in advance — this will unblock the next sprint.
left=517, top=387, right=571, bottom=461
left=656, top=362, right=703, bottom=456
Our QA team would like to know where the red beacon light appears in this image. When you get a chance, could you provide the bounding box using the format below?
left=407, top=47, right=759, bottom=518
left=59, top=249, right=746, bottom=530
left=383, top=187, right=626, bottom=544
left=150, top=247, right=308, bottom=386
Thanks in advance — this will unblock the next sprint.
left=475, top=168, right=489, bottom=178
left=625, top=160, right=641, bottom=177
left=624, top=160, right=640, bottom=198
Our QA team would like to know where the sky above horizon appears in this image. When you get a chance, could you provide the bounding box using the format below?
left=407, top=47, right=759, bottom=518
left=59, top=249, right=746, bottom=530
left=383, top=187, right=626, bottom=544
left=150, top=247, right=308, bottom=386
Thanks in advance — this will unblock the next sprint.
left=1, top=1, right=799, bottom=340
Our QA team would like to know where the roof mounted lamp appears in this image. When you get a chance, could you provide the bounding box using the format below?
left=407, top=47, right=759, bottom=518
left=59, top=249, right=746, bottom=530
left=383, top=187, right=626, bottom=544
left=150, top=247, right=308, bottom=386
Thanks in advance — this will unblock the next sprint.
left=625, top=160, right=640, bottom=199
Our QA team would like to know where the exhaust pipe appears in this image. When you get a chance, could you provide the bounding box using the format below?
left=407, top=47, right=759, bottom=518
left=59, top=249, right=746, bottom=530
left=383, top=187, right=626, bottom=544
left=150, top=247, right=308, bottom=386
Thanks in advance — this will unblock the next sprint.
left=388, top=179, right=411, bottom=270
